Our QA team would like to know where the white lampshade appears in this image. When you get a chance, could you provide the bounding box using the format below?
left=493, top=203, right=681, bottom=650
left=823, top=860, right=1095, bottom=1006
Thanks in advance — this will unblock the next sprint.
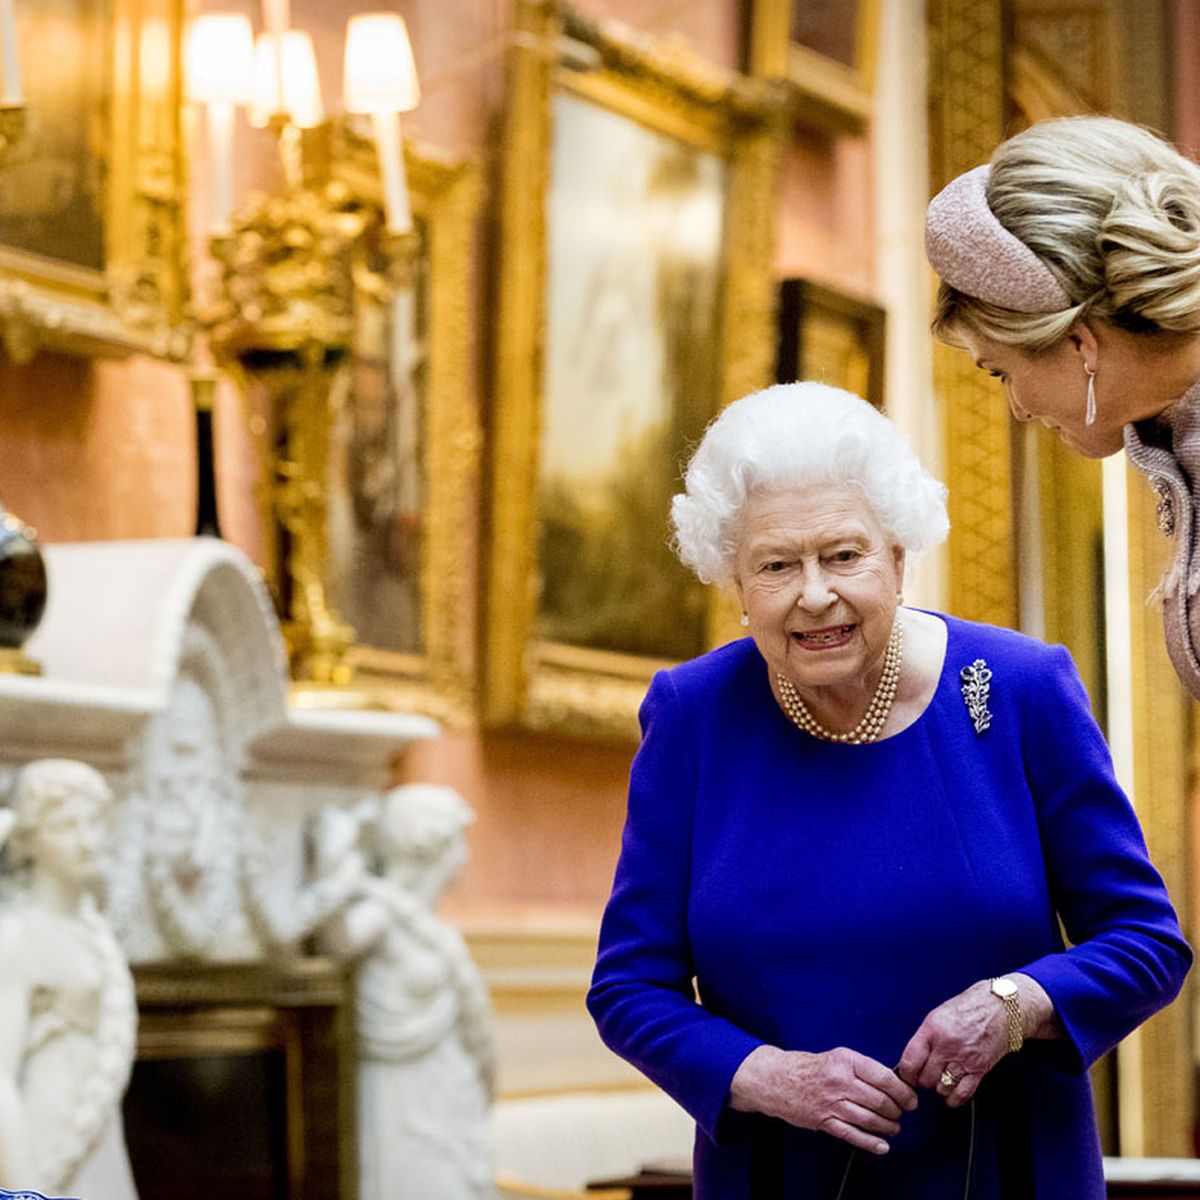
left=249, top=30, right=324, bottom=129
left=343, top=14, right=420, bottom=114
left=185, top=14, right=254, bottom=105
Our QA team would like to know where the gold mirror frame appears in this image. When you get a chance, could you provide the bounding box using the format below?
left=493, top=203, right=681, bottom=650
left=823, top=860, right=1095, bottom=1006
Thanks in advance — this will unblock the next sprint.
left=0, top=0, right=189, bottom=362
left=295, top=120, right=483, bottom=722
left=485, top=0, right=787, bottom=739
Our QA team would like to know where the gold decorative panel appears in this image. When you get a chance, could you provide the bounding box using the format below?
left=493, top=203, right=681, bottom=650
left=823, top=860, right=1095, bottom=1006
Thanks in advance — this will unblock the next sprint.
left=926, top=0, right=1015, bottom=630
left=1121, top=464, right=1194, bottom=1156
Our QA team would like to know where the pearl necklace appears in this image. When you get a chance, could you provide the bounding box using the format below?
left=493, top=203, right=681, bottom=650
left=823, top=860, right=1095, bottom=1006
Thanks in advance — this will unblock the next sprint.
left=776, top=621, right=903, bottom=744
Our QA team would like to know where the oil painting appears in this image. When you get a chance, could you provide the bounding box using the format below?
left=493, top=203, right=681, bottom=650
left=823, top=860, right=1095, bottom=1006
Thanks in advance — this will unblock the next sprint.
left=326, top=256, right=426, bottom=660
left=0, top=0, right=107, bottom=270
left=536, top=92, right=727, bottom=664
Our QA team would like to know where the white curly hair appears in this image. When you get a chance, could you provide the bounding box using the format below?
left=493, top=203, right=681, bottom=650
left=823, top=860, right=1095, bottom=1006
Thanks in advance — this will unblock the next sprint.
left=670, top=382, right=949, bottom=585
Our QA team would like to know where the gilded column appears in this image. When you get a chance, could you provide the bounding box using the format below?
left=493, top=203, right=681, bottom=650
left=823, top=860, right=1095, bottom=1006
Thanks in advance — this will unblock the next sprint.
left=926, top=0, right=1016, bottom=628
left=1116, top=465, right=1195, bottom=1156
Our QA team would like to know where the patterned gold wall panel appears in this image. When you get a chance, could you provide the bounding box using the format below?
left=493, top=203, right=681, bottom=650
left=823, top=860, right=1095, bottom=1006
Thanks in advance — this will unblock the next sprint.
left=927, top=0, right=1017, bottom=629
left=1122, top=466, right=1194, bottom=1156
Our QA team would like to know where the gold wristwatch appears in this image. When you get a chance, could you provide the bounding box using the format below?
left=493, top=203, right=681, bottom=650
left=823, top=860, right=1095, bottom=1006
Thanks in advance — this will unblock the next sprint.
left=990, top=977, right=1023, bottom=1053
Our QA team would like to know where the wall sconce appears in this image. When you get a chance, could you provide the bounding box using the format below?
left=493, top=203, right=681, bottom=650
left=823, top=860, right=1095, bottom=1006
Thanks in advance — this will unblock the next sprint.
left=343, top=13, right=420, bottom=234
left=184, top=14, right=254, bottom=234
left=183, top=5, right=423, bottom=693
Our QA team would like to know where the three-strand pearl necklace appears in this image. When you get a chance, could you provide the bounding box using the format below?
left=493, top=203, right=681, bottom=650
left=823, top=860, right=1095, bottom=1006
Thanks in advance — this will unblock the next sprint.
left=776, top=621, right=903, bottom=745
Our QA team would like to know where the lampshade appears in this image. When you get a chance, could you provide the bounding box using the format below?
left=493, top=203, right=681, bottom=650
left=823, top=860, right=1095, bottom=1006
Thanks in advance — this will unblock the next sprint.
left=343, top=14, right=420, bottom=114
left=249, top=30, right=324, bottom=129
left=185, top=14, right=254, bottom=106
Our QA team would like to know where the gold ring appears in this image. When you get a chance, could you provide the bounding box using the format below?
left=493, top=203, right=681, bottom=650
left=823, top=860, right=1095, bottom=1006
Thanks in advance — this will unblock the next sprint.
left=939, top=1069, right=958, bottom=1088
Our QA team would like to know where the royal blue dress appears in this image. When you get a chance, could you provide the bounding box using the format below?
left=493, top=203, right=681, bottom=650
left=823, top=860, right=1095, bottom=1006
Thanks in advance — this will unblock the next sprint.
left=587, top=615, right=1192, bottom=1199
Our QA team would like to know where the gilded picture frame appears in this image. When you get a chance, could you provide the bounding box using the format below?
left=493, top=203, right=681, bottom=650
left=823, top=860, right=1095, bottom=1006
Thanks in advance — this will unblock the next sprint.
left=299, top=119, right=482, bottom=723
left=746, top=0, right=879, bottom=134
left=485, top=0, right=787, bottom=739
left=776, top=279, right=886, bottom=410
left=0, top=0, right=189, bottom=362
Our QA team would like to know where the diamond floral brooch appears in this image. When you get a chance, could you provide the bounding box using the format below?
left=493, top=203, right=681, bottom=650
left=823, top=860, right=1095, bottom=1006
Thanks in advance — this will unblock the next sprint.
left=960, top=659, right=993, bottom=734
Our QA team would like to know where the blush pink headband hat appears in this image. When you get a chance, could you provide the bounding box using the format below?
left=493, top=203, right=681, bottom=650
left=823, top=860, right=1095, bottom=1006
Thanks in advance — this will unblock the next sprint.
left=925, top=164, right=1072, bottom=313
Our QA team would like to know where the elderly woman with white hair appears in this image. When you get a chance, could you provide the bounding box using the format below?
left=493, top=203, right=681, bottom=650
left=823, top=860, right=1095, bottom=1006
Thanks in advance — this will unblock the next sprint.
left=587, top=382, right=1190, bottom=1200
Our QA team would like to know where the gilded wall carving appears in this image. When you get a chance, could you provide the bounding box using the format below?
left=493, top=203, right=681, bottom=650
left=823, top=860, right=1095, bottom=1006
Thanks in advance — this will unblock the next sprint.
left=927, top=0, right=1016, bottom=630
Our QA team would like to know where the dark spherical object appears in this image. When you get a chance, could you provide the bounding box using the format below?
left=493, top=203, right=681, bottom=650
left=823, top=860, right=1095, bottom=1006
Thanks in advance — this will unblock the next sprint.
left=0, top=513, right=47, bottom=650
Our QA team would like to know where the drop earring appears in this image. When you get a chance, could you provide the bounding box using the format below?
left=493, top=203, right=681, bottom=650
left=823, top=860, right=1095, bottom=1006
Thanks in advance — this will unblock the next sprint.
left=740, top=612, right=750, bottom=627
left=1084, top=363, right=1097, bottom=426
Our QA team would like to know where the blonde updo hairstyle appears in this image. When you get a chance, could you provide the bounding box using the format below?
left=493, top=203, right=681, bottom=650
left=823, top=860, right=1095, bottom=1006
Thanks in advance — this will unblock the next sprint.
left=934, top=116, right=1200, bottom=352
left=671, top=382, right=949, bottom=586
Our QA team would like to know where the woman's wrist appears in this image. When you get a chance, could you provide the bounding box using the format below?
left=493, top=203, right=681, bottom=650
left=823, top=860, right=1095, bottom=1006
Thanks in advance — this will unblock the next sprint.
left=729, top=1044, right=785, bottom=1114
left=1009, top=971, right=1061, bottom=1041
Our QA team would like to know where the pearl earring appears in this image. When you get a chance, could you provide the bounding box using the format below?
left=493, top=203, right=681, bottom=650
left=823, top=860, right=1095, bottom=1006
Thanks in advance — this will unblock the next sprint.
left=740, top=612, right=749, bottom=627
left=1084, top=363, right=1097, bottom=426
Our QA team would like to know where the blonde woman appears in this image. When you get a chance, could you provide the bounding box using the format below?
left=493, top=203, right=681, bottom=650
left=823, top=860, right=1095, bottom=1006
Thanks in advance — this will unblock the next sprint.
left=925, top=115, right=1200, bottom=694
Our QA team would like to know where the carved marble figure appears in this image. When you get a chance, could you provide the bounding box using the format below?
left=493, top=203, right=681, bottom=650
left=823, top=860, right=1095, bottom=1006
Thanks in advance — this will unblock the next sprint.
left=0, top=759, right=138, bottom=1200
left=317, top=785, right=496, bottom=1200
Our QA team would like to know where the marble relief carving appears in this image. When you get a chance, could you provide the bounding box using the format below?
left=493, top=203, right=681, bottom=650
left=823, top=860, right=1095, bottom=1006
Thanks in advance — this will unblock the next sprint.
left=0, top=538, right=497, bottom=1195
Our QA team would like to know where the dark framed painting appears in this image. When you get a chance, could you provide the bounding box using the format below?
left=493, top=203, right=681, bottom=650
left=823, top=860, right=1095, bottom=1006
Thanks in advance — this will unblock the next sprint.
left=776, top=278, right=886, bottom=411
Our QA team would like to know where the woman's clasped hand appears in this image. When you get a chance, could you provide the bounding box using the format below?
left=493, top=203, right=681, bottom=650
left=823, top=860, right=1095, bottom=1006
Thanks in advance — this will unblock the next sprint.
left=730, top=1046, right=917, bottom=1157
left=730, top=972, right=1055, bottom=1155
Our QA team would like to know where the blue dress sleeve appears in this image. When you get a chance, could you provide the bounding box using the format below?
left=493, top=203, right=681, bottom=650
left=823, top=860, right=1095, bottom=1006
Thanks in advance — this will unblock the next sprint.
left=1016, top=644, right=1192, bottom=1069
left=587, top=670, right=763, bottom=1144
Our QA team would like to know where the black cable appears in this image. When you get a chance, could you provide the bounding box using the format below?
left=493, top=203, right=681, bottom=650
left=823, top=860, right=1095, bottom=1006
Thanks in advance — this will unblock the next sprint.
left=833, top=1096, right=977, bottom=1200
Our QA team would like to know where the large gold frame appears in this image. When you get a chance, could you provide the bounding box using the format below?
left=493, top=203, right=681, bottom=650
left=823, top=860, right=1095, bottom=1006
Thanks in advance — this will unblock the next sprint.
left=485, top=0, right=787, bottom=739
left=0, top=0, right=188, bottom=362
left=290, top=121, right=482, bottom=722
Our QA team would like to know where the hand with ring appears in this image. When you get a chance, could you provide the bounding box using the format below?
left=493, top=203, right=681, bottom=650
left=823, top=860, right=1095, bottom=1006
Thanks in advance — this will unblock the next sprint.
left=898, top=979, right=1021, bottom=1107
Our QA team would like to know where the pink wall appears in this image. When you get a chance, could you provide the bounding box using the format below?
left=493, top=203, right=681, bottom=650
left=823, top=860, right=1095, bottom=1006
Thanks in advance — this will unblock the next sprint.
left=0, top=0, right=878, bottom=921
left=775, top=129, right=875, bottom=296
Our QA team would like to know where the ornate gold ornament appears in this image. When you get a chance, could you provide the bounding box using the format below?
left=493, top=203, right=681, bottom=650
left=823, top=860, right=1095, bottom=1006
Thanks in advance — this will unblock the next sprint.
left=485, top=0, right=789, bottom=739
left=208, top=167, right=367, bottom=687
left=303, top=119, right=483, bottom=721
left=210, top=118, right=480, bottom=716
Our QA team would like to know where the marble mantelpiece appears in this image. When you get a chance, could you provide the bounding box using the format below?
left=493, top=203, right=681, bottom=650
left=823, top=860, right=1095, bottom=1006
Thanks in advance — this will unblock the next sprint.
left=0, top=537, right=438, bottom=962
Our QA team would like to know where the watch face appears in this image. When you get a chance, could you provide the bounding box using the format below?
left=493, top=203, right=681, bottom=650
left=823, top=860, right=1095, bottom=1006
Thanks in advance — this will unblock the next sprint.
left=992, top=978, right=1018, bottom=998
